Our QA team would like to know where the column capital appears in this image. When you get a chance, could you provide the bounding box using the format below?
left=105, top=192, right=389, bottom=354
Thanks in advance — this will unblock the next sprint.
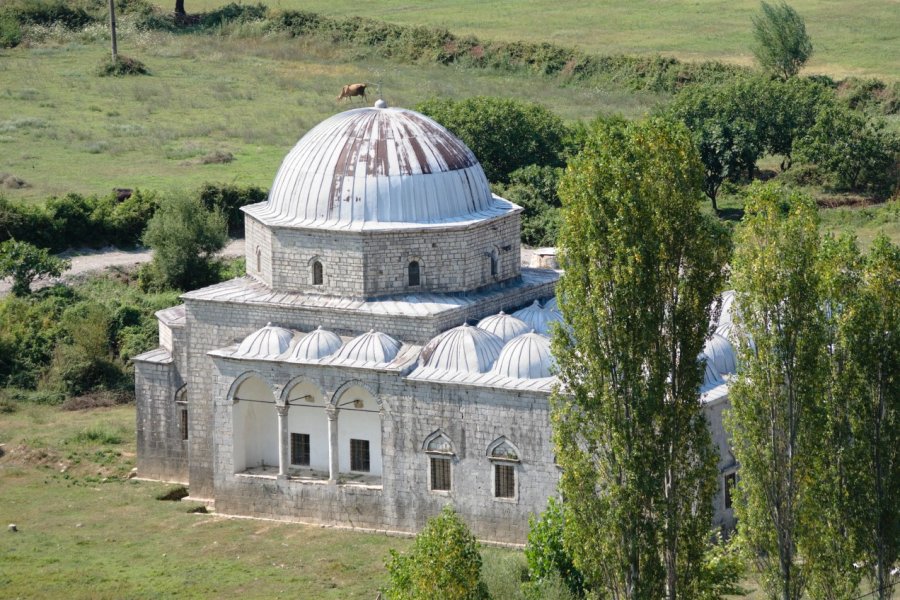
left=325, top=406, right=337, bottom=420
left=276, top=404, right=290, bottom=417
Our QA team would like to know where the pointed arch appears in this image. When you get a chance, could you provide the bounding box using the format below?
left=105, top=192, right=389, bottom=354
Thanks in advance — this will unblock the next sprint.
left=423, top=429, right=455, bottom=455
left=487, top=436, right=521, bottom=461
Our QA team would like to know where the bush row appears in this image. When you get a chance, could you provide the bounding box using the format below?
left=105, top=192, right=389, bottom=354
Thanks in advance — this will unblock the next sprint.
left=5, top=0, right=898, bottom=110
left=0, top=183, right=265, bottom=252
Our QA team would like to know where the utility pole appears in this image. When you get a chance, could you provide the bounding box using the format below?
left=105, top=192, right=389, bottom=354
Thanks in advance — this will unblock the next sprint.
left=108, top=0, right=118, bottom=62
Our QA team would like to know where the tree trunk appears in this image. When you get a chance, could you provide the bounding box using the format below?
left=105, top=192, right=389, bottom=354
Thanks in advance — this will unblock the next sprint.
left=108, top=0, right=117, bottom=61
left=175, top=0, right=186, bottom=15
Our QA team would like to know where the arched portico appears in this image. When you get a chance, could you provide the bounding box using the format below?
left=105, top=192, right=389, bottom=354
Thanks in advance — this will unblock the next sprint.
left=231, top=373, right=278, bottom=474
left=282, top=378, right=329, bottom=476
left=332, top=381, right=383, bottom=481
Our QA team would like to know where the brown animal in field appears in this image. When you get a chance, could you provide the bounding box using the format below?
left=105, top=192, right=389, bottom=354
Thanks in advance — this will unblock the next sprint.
left=337, top=83, right=368, bottom=102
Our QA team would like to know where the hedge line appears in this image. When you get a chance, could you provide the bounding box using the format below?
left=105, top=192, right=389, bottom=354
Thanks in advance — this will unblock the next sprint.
left=0, top=184, right=266, bottom=252
left=4, top=0, right=898, bottom=106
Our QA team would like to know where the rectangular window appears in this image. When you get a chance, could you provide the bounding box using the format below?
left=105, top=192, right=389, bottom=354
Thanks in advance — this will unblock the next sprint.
left=495, top=464, right=515, bottom=498
left=724, top=472, right=737, bottom=509
left=291, top=433, right=310, bottom=466
left=180, top=408, right=188, bottom=441
left=350, top=439, right=370, bottom=472
left=430, top=457, right=451, bottom=491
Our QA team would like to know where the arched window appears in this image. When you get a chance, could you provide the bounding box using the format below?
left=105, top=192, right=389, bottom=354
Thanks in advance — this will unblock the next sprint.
left=255, top=246, right=261, bottom=273
left=408, top=261, right=421, bottom=287
left=312, top=260, right=323, bottom=286
left=487, top=437, right=520, bottom=500
left=175, top=385, right=188, bottom=441
left=490, top=250, right=499, bottom=278
left=424, top=431, right=455, bottom=492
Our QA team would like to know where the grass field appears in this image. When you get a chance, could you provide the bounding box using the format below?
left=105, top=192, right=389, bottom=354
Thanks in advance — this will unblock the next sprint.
left=0, top=24, right=661, bottom=203
left=182, top=0, right=900, bottom=80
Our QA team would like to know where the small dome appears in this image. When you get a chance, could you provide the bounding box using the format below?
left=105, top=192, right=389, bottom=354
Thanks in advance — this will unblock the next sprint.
left=334, top=330, right=401, bottom=364
left=235, top=323, right=294, bottom=359
left=543, top=297, right=559, bottom=313
left=476, top=311, right=530, bottom=343
left=492, top=332, right=555, bottom=379
left=704, top=333, right=737, bottom=376
left=699, top=353, right=726, bottom=388
left=289, top=326, right=342, bottom=361
left=248, top=107, right=499, bottom=229
left=424, top=324, right=504, bottom=373
left=513, top=300, right=563, bottom=335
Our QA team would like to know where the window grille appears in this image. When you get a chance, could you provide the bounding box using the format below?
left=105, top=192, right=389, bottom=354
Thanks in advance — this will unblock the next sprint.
left=495, top=464, right=515, bottom=498
left=350, top=439, right=370, bottom=472
left=180, top=408, right=188, bottom=441
left=312, top=261, right=323, bottom=285
left=408, top=261, right=420, bottom=287
left=430, top=457, right=451, bottom=491
left=291, top=433, right=310, bottom=466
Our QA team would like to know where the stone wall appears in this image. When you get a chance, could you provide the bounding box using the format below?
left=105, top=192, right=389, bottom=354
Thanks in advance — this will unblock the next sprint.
left=246, top=212, right=521, bottom=299
left=210, top=357, right=558, bottom=544
left=134, top=358, right=188, bottom=483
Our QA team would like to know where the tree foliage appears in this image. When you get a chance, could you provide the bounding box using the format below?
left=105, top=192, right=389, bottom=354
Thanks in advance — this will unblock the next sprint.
left=141, top=194, right=227, bottom=291
left=727, top=182, right=826, bottom=600
left=415, top=96, right=568, bottom=183
left=0, top=239, right=70, bottom=296
left=796, top=103, right=899, bottom=195
left=525, top=497, right=584, bottom=597
left=751, top=1, right=813, bottom=79
left=552, top=117, right=730, bottom=598
left=383, top=505, right=489, bottom=600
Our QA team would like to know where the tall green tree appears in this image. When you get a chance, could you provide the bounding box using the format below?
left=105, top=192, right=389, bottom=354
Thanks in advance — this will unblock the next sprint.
left=751, top=1, right=813, bottom=79
left=552, top=117, right=730, bottom=599
left=141, top=194, right=227, bottom=291
left=727, top=182, right=826, bottom=600
left=844, top=235, right=900, bottom=600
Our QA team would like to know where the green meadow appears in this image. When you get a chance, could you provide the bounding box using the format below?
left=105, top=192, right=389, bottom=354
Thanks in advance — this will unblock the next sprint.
left=0, top=26, right=661, bottom=203
left=187, top=0, right=900, bottom=80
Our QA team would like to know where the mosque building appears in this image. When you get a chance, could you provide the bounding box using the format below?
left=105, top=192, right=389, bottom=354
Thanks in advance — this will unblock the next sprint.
left=133, top=102, right=737, bottom=545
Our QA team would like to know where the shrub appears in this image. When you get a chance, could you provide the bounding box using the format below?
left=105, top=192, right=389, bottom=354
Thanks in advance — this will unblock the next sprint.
left=383, top=505, right=489, bottom=600
left=524, top=498, right=584, bottom=597
left=197, top=183, right=266, bottom=236
left=141, top=194, right=227, bottom=291
left=0, top=13, right=23, bottom=48
left=2, top=0, right=95, bottom=28
left=97, top=55, right=149, bottom=77
left=416, top=97, right=568, bottom=183
left=0, top=239, right=70, bottom=296
left=200, top=2, right=267, bottom=29
left=67, top=425, right=124, bottom=445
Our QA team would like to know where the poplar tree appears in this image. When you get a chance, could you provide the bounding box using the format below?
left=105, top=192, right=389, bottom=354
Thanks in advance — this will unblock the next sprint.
left=552, top=118, right=730, bottom=599
left=845, top=236, right=900, bottom=600
left=727, top=183, right=826, bottom=600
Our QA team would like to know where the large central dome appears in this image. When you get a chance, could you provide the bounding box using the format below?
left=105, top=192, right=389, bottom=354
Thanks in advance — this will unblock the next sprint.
left=245, top=105, right=503, bottom=230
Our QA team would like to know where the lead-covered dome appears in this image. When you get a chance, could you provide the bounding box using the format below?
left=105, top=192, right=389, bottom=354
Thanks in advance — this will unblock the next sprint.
left=334, top=330, right=401, bottom=364
left=289, top=326, right=342, bottom=361
left=246, top=106, right=500, bottom=229
left=235, top=323, right=294, bottom=359
left=513, top=300, right=563, bottom=335
left=423, top=324, right=504, bottom=373
left=476, top=311, right=530, bottom=343
left=492, top=332, right=555, bottom=379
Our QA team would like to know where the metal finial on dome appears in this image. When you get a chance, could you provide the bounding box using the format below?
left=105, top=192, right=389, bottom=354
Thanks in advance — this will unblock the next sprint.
left=374, top=98, right=388, bottom=109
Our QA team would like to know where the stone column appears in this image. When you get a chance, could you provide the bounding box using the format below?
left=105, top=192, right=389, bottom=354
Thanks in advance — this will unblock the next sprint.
left=276, top=404, right=290, bottom=480
left=326, top=406, right=339, bottom=484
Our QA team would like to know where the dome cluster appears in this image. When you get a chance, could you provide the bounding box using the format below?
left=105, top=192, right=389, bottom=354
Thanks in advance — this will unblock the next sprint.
left=233, top=324, right=401, bottom=366
left=419, top=298, right=559, bottom=380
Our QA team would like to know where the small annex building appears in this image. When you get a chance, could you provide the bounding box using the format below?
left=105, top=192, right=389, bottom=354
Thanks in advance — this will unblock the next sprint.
left=134, top=102, right=739, bottom=544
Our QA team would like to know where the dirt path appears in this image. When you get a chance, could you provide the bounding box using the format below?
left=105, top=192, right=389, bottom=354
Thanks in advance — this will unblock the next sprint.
left=0, top=240, right=556, bottom=296
left=0, top=239, right=246, bottom=296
